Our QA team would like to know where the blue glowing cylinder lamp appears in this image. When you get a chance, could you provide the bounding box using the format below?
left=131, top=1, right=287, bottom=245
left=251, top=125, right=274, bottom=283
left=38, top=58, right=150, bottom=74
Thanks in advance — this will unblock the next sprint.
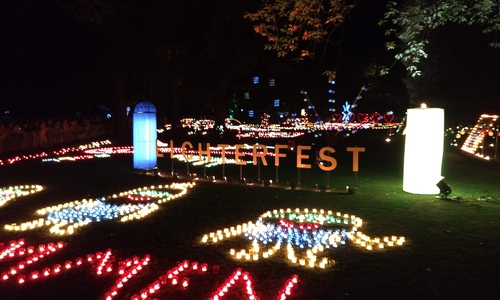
left=133, top=102, right=157, bottom=170
left=403, top=107, right=444, bottom=194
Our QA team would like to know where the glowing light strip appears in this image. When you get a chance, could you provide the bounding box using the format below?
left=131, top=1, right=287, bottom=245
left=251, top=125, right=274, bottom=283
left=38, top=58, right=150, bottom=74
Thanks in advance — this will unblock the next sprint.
left=0, top=185, right=43, bottom=208
left=0, top=140, right=112, bottom=166
left=201, top=208, right=405, bottom=268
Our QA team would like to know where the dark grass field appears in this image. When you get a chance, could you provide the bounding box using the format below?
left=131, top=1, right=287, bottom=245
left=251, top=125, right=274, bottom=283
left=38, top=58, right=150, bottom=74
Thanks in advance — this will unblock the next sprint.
left=1, top=131, right=500, bottom=299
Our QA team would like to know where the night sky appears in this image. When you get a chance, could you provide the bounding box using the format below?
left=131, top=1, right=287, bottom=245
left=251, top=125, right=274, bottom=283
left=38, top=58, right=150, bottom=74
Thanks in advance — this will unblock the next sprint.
left=1, top=0, right=499, bottom=125
left=1, top=1, right=103, bottom=117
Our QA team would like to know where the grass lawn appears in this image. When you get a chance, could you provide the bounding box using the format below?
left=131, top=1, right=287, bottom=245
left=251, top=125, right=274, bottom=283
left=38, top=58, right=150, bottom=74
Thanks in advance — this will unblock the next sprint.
left=1, top=131, right=500, bottom=299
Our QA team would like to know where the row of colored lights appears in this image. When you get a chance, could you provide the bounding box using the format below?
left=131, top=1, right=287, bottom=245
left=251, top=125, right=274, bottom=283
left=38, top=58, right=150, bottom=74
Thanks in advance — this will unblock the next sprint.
left=41, top=155, right=96, bottom=162
left=41, top=146, right=132, bottom=163
left=226, top=121, right=399, bottom=133
left=4, top=183, right=195, bottom=235
left=157, top=144, right=290, bottom=168
left=0, top=185, right=43, bottom=207
left=180, top=118, right=215, bottom=129
left=201, top=208, right=405, bottom=268
left=236, top=131, right=305, bottom=139
left=83, top=146, right=134, bottom=155
left=0, top=140, right=112, bottom=166
left=157, top=143, right=277, bottom=157
left=126, top=189, right=172, bottom=202
left=172, top=154, right=253, bottom=168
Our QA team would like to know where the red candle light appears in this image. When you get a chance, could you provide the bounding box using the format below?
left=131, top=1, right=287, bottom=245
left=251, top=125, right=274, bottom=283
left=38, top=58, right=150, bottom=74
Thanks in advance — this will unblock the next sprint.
left=30, top=271, right=39, bottom=280
left=17, top=275, right=25, bottom=284
left=53, top=264, right=61, bottom=273
left=213, top=265, right=220, bottom=274
left=182, top=277, right=189, bottom=288
left=75, top=257, right=83, bottom=265
left=42, top=267, right=50, bottom=277
left=65, top=260, right=72, bottom=269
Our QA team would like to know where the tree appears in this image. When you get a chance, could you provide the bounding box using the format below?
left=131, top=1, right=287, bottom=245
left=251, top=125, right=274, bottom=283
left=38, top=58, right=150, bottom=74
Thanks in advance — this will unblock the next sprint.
left=194, top=1, right=275, bottom=126
left=380, top=0, right=500, bottom=78
left=378, top=0, right=500, bottom=116
left=62, top=0, right=201, bottom=135
left=243, top=0, right=356, bottom=82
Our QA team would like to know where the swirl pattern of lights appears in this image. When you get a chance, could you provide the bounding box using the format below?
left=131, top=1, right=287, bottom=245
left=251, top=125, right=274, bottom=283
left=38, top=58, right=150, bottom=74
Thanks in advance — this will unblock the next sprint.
left=0, top=185, right=43, bottom=208
left=201, top=208, right=406, bottom=268
left=4, top=183, right=195, bottom=235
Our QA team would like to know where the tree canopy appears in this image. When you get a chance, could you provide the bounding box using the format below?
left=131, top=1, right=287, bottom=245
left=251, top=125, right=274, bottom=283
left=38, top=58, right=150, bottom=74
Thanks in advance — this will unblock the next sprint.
left=380, top=0, right=500, bottom=77
left=244, top=0, right=356, bottom=81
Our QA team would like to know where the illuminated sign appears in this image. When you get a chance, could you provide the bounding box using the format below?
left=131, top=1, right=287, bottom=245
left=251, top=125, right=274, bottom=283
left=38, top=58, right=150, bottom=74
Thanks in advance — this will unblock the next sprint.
left=159, top=141, right=365, bottom=172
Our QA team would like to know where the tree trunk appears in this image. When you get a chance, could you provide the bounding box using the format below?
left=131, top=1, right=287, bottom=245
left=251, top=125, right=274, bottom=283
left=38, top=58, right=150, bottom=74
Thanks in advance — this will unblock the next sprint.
left=215, top=74, right=228, bottom=126
left=113, top=75, right=130, bottom=140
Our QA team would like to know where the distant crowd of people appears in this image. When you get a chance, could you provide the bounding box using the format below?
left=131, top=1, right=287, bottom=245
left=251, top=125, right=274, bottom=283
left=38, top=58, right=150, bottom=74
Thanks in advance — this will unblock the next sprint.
left=0, top=116, right=114, bottom=154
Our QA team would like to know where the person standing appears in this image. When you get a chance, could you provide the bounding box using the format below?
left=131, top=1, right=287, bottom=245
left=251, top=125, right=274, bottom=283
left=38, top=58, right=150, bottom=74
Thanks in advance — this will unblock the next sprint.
left=0, top=123, right=8, bottom=153
left=39, top=120, right=48, bottom=148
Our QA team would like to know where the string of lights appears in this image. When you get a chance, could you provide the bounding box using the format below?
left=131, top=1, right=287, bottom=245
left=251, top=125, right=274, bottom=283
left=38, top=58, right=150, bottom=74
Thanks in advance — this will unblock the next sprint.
left=0, top=185, right=43, bottom=207
left=0, top=140, right=112, bottom=166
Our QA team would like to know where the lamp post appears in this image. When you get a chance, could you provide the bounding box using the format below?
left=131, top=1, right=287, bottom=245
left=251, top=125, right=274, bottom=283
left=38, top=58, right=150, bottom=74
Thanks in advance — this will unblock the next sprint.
left=403, top=106, right=444, bottom=194
left=133, top=102, right=157, bottom=170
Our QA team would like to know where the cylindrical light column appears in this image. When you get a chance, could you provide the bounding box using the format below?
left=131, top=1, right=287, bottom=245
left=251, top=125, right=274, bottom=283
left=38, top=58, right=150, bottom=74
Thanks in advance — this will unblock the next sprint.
left=133, top=102, right=157, bottom=170
left=403, top=107, right=444, bottom=194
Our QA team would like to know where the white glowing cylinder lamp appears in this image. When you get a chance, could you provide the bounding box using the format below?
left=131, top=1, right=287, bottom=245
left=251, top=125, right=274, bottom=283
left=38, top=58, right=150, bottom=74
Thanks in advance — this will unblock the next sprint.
left=403, top=108, right=444, bottom=194
left=133, top=102, right=157, bottom=170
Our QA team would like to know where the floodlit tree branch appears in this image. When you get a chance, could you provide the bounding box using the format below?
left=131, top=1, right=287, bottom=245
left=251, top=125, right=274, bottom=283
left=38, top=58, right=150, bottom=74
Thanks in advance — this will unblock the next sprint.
left=61, top=0, right=120, bottom=25
left=380, top=0, right=500, bottom=77
left=244, top=0, right=355, bottom=81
